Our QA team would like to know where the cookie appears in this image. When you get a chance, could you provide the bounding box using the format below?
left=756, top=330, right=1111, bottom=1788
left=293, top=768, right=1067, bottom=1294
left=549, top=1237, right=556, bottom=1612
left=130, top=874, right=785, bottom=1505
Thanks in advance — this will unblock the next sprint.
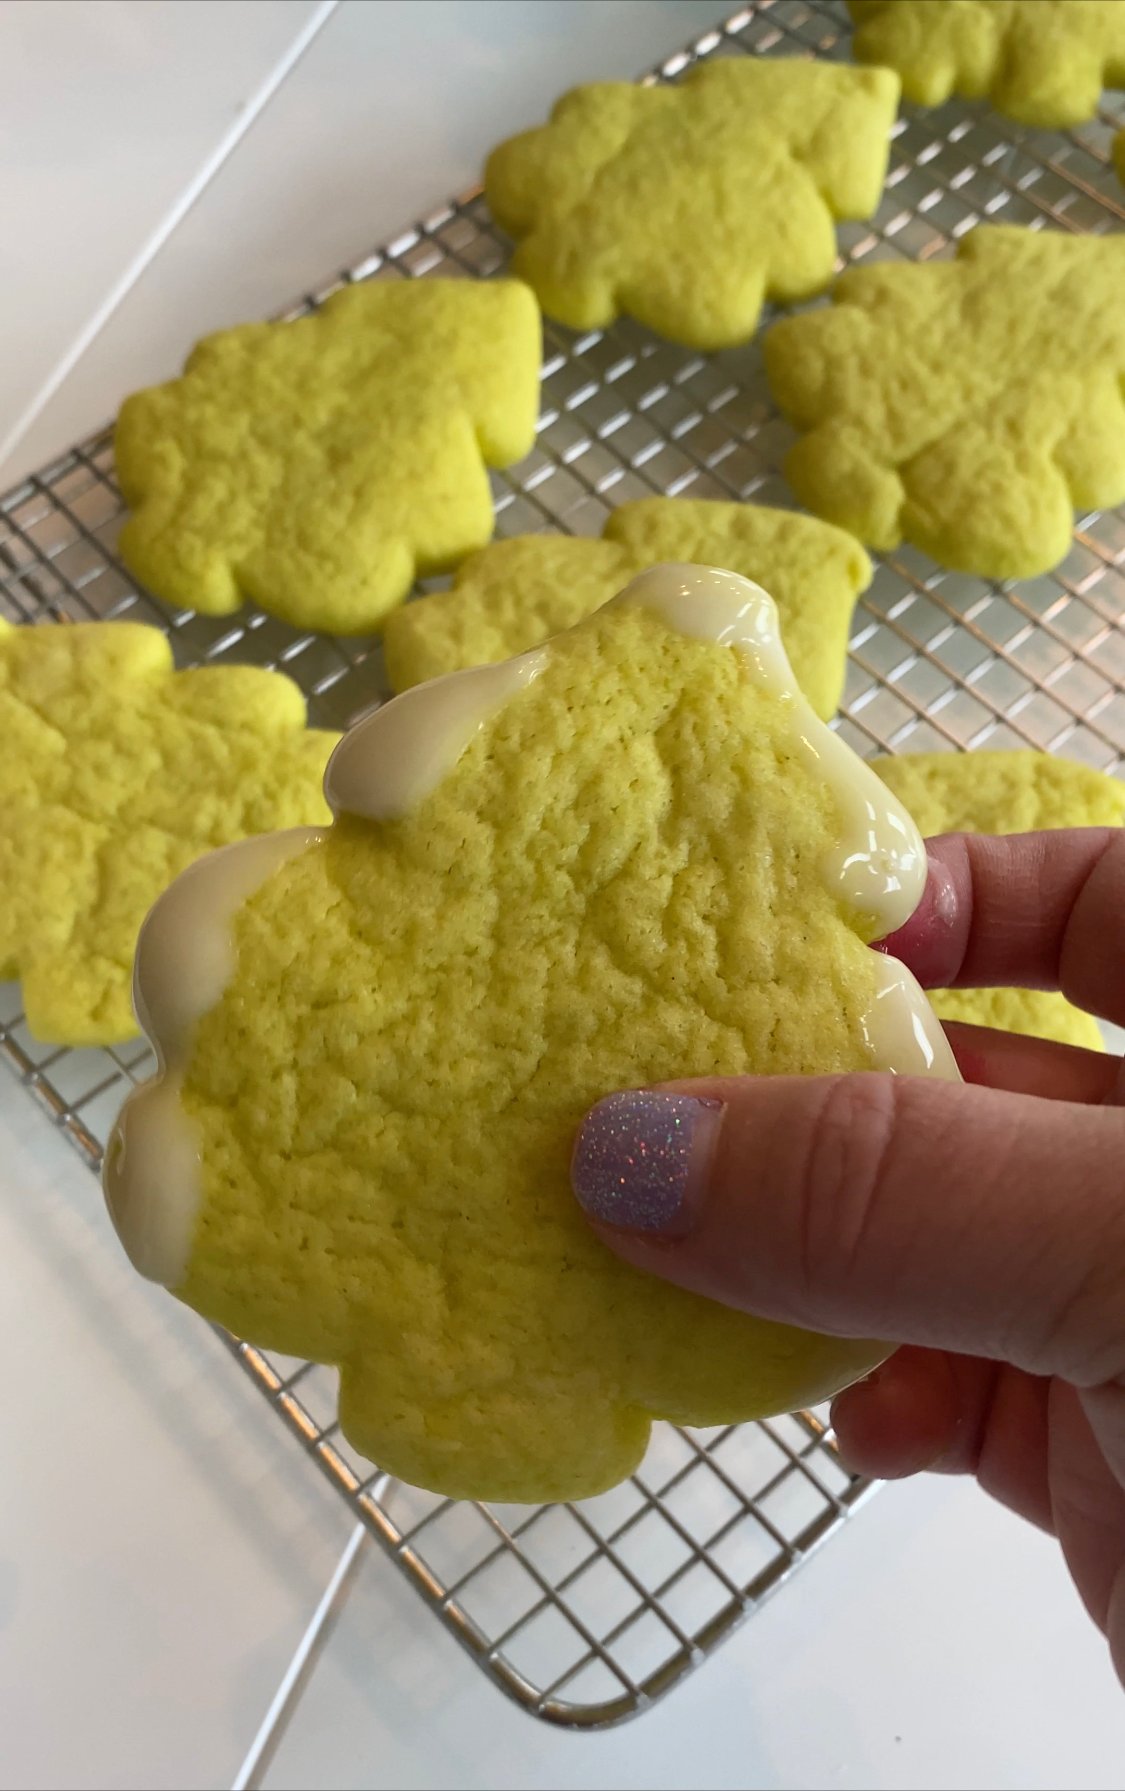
left=872, top=747, right=1125, bottom=836
left=105, top=565, right=956, bottom=1504
left=930, top=987, right=1103, bottom=1051
left=484, top=60, right=900, bottom=349
left=0, top=620, right=336, bottom=1045
left=116, top=281, right=541, bottom=635
left=765, top=225, right=1125, bottom=580
left=383, top=498, right=872, bottom=718
left=874, top=748, right=1124, bottom=1050
left=850, top=1, right=1125, bottom=128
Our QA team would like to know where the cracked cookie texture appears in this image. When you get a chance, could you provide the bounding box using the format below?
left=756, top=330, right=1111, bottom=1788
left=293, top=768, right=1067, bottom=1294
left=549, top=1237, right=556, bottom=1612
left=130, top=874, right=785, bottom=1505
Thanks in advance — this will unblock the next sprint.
left=874, top=749, right=1125, bottom=1050
left=0, top=621, right=335, bottom=1044
left=850, top=1, right=1125, bottom=127
left=383, top=497, right=872, bottom=718
left=111, top=585, right=954, bottom=1502
left=485, top=59, right=899, bottom=348
left=765, top=226, right=1125, bottom=580
left=115, top=280, right=541, bottom=634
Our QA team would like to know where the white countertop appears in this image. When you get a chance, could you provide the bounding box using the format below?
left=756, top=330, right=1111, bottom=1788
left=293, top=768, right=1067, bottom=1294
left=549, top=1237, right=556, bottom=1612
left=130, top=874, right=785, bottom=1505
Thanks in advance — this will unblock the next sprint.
left=3, top=5, right=1124, bottom=1786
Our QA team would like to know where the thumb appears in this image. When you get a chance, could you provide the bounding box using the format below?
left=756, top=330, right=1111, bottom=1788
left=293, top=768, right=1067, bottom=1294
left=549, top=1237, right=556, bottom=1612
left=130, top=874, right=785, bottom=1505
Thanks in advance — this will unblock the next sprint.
left=570, top=1076, right=1125, bottom=1388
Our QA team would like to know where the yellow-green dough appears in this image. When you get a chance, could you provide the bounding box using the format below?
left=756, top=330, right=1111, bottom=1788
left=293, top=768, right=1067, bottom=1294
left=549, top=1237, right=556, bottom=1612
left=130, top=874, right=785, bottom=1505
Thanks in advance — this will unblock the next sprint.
left=850, top=1, right=1125, bottom=127
left=929, top=986, right=1102, bottom=1051
left=0, top=620, right=336, bottom=1045
left=485, top=59, right=900, bottom=349
left=383, top=498, right=872, bottom=718
left=874, top=748, right=1124, bottom=1050
left=115, top=281, right=541, bottom=634
left=127, top=597, right=942, bottom=1503
left=765, top=225, right=1125, bottom=580
left=872, top=748, right=1125, bottom=836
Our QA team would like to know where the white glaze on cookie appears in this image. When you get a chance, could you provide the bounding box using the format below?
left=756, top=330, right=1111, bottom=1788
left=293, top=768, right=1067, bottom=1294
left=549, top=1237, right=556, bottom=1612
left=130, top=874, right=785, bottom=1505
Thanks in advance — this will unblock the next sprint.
left=104, top=828, right=321, bottom=1285
left=862, top=949, right=956, bottom=1079
left=617, top=565, right=927, bottom=933
left=615, top=565, right=957, bottom=1081
left=325, top=648, right=550, bottom=822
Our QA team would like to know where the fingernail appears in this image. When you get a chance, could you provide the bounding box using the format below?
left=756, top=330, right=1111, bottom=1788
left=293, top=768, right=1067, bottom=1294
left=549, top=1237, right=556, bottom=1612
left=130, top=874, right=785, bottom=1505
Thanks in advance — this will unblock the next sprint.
left=872, top=853, right=957, bottom=967
left=571, top=1091, right=724, bottom=1234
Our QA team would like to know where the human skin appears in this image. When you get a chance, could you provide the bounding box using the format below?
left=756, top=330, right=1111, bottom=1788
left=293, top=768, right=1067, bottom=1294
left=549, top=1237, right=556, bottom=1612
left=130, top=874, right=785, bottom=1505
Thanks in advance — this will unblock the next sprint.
left=572, top=828, right=1125, bottom=1690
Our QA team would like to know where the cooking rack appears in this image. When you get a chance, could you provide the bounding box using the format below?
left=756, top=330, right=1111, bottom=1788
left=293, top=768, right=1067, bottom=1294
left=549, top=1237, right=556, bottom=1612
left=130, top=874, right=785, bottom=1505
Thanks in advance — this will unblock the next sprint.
left=2, top=0, right=1124, bottom=1740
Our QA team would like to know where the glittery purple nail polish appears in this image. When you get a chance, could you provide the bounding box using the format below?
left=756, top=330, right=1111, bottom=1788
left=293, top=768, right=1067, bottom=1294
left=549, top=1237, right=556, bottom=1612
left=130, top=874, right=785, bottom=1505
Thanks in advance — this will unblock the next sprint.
left=571, top=1091, right=724, bottom=1233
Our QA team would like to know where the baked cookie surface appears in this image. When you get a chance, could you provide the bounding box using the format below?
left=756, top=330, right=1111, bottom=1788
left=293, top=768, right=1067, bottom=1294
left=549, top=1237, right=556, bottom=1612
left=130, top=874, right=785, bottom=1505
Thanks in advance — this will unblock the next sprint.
left=765, top=226, right=1125, bottom=580
left=874, top=748, right=1124, bottom=1051
left=383, top=498, right=872, bottom=719
left=872, top=748, right=1125, bottom=836
left=850, top=1, right=1125, bottom=127
left=116, top=281, right=541, bottom=634
left=485, top=59, right=900, bottom=349
left=930, top=986, right=1103, bottom=1051
left=106, top=566, right=955, bottom=1503
left=0, top=621, right=335, bottom=1045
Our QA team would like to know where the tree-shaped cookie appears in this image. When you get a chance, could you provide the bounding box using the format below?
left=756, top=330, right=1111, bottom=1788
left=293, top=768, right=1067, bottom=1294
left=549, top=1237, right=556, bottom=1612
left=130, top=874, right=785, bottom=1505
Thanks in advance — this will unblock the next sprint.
left=106, top=566, right=956, bottom=1504
left=115, top=281, right=541, bottom=634
left=850, top=1, right=1125, bottom=127
left=383, top=497, right=872, bottom=718
left=484, top=60, right=900, bottom=349
left=0, top=621, right=336, bottom=1044
left=875, top=748, right=1125, bottom=1050
left=764, top=225, right=1125, bottom=580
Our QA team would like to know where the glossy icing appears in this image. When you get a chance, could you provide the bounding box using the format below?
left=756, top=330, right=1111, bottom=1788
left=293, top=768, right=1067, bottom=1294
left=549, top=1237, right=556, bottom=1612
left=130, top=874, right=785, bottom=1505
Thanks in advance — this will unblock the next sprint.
left=616, top=565, right=928, bottom=937
left=325, top=648, right=550, bottom=822
left=103, top=829, right=321, bottom=1284
left=617, top=565, right=956, bottom=1081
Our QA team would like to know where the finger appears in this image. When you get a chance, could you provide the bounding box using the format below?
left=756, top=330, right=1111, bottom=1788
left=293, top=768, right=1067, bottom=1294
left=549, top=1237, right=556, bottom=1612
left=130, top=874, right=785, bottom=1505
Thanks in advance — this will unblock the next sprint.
left=570, top=1076, right=1125, bottom=1386
left=829, top=1346, right=963, bottom=1478
left=874, top=829, right=1125, bottom=1026
left=942, top=1019, right=1122, bottom=1104
left=1049, top=1381, right=1125, bottom=1653
left=831, top=1347, right=1053, bottom=1531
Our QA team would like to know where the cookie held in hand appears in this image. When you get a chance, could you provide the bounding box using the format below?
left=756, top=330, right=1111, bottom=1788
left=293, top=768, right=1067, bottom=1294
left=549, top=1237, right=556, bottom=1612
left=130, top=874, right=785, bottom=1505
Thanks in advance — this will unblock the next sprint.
left=485, top=59, right=900, bottom=348
left=116, top=281, right=541, bottom=633
left=0, top=620, right=335, bottom=1044
left=106, top=565, right=956, bottom=1503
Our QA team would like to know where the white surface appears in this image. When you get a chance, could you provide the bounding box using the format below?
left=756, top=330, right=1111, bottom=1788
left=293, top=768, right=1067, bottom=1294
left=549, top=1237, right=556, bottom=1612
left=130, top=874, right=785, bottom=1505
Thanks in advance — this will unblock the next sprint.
left=2, top=3, right=1124, bottom=1787
left=2, top=0, right=723, bottom=485
left=259, top=1478, right=1125, bottom=1791
left=0, top=1080, right=355, bottom=1791
left=0, top=0, right=327, bottom=475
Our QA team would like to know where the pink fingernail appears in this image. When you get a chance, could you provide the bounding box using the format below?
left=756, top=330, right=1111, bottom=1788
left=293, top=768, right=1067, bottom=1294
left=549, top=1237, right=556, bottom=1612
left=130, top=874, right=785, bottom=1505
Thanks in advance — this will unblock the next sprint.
left=873, top=854, right=957, bottom=981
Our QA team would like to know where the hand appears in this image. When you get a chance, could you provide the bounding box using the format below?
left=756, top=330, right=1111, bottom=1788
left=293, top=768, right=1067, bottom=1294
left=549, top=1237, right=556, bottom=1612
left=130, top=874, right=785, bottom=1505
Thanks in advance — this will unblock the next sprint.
left=571, top=828, right=1125, bottom=1689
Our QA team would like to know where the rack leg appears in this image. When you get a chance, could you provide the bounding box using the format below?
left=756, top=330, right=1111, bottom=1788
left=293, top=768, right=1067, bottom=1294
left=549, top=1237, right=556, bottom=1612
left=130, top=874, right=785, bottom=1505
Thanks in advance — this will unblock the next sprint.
left=230, top=1495, right=384, bottom=1791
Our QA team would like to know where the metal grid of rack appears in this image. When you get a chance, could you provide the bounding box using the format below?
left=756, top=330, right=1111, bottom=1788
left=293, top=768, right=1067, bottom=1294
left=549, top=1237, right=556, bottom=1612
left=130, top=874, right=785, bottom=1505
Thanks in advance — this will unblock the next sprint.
left=2, top=0, right=1123, bottom=1730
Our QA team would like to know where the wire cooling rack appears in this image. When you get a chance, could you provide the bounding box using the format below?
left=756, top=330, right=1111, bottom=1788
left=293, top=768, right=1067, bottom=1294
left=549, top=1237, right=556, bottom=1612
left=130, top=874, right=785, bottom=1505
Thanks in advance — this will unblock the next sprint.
left=2, top=0, right=1124, bottom=1733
